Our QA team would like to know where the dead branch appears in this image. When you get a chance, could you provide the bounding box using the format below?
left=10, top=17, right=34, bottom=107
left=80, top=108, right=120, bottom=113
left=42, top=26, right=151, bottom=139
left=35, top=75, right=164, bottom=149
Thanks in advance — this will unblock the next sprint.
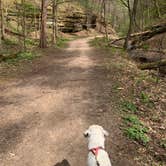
left=138, top=59, right=166, bottom=70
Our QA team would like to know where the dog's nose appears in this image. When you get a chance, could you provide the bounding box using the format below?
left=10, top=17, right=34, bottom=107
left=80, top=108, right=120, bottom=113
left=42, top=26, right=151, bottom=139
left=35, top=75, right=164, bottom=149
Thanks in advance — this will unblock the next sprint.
left=83, top=133, right=88, bottom=137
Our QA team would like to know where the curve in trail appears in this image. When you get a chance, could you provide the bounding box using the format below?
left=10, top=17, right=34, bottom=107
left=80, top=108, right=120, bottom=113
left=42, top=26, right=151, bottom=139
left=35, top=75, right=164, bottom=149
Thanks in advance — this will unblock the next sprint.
left=0, top=37, right=136, bottom=166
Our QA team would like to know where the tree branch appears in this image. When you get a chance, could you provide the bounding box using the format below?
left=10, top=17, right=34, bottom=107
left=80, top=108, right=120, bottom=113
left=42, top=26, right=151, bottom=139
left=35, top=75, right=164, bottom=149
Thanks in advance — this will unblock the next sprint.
left=119, top=0, right=129, bottom=8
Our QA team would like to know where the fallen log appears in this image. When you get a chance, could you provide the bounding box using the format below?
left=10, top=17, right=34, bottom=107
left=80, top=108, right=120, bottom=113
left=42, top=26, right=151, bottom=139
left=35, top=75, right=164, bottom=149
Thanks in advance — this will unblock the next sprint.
left=110, top=37, right=125, bottom=44
left=110, top=22, right=166, bottom=46
left=109, top=31, right=153, bottom=44
left=138, top=59, right=166, bottom=70
left=131, top=22, right=166, bottom=46
left=109, top=44, right=123, bottom=49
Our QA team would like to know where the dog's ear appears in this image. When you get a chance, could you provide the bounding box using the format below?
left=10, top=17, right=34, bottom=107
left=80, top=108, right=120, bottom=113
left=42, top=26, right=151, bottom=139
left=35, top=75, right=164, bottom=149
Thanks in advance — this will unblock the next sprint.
left=83, top=130, right=89, bottom=137
left=102, top=128, right=109, bottom=137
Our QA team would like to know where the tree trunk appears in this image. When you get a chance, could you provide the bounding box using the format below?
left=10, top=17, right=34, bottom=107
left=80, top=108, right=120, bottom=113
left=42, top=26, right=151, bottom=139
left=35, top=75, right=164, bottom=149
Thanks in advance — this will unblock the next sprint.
left=21, top=0, right=26, bottom=51
left=153, top=0, right=161, bottom=18
left=34, top=6, right=38, bottom=39
left=55, top=2, right=58, bottom=40
left=124, top=0, right=138, bottom=49
left=0, top=0, right=2, bottom=46
left=124, top=0, right=131, bottom=49
left=103, top=0, right=108, bottom=40
left=39, top=0, right=49, bottom=48
left=0, top=0, right=4, bottom=43
left=52, top=0, right=58, bottom=45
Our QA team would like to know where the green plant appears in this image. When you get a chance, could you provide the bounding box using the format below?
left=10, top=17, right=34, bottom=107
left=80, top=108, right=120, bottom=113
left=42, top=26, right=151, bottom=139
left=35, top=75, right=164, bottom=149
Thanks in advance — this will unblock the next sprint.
left=4, top=51, right=38, bottom=64
left=56, top=37, right=70, bottom=48
left=160, top=139, right=166, bottom=149
left=135, top=72, right=157, bottom=84
left=140, top=92, right=150, bottom=103
left=89, top=37, right=109, bottom=48
left=123, top=115, right=150, bottom=145
left=25, top=39, right=36, bottom=45
left=3, top=38, right=18, bottom=46
left=17, top=52, right=36, bottom=60
left=142, top=44, right=149, bottom=50
left=121, top=100, right=138, bottom=113
left=124, top=125, right=150, bottom=145
left=124, top=115, right=141, bottom=124
left=140, top=91, right=154, bottom=108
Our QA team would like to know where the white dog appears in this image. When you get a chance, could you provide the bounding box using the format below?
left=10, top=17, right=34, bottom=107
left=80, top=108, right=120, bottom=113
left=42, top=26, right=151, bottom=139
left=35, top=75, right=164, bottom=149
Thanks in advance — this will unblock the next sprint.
left=84, top=125, right=112, bottom=166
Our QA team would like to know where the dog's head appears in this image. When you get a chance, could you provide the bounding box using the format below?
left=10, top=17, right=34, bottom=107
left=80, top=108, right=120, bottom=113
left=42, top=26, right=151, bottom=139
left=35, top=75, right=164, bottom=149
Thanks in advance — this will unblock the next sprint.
left=84, top=125, right=109, bottom=138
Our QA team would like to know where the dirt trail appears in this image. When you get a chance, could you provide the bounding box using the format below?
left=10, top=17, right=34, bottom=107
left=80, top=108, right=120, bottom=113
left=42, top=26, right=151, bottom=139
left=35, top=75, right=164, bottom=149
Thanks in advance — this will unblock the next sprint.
left=0, top=38, right=137, bottom=166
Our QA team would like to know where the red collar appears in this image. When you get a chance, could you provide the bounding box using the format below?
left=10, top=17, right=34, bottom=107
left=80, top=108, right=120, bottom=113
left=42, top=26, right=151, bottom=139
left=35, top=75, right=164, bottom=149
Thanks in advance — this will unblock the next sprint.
left=89, top=147, right=104, bottom=156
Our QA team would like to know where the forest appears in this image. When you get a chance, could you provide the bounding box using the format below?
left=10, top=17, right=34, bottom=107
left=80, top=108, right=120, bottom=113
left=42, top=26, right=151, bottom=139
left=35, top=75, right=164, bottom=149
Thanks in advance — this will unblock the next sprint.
left=0, top=0, right=166, bottom=166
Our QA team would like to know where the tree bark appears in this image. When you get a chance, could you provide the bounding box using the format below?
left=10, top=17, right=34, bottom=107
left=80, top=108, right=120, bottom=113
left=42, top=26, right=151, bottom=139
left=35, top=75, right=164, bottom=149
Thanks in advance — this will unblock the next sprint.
left=124, top=0, right=138, bottom=49
left=0, top=0, right=4, bottom=43
left=103, top=0, right=108, bottom=40
left=52, top=0, right=58, bottom=45
left=153, top=0, right=161, bottom=18
left=0, top=0, right=2, bottom=46
left=21, top=0, right=26, bottom=51
left=39, top=0, right=49, bottom=48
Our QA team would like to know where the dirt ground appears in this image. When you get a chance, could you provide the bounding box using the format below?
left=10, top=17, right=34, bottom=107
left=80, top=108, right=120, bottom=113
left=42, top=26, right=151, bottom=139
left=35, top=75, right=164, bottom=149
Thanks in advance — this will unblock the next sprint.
left=0, top=38, right=151, bottom=166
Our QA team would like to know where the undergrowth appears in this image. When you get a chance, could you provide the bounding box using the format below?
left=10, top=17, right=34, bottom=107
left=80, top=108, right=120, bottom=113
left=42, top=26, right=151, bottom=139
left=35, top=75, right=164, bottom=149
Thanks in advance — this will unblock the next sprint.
left=121, top=100, right=138, bottom=113
left=123, top=115, right=150, bottom=145
left=89, top=37, right=109, bottom=48
left=91, top=34, right=165, bottom=164
left=140, top=91, right=154, bottom=108
left=89, top=37, right=126, bottom=57
left=56, top=37, right=71, bottom=48
left=4, top=51, right=39, bottom=64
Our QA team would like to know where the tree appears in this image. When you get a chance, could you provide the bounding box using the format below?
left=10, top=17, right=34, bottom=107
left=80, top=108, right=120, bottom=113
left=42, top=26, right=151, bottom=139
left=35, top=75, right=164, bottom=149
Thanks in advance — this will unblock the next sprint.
left=120, top=0, right=138, bottom=49
left=39, top=0, right=49, bottom=48
left=21, top=0, right=26, bottom=51
left=52, top=0, right=58, bottom=44
left=0, top=0, right=4, bottom=44
left=153, top=0, right=161, bottom=18
left=103, top=0, right=108, bottom=40
left=0, top=0, right=2, bottom=46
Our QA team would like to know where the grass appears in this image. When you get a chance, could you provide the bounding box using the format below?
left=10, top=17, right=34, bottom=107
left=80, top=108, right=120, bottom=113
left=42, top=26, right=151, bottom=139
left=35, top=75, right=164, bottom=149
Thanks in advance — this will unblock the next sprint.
left=25, top=38, right=38, bottom=46
left=124, top=115, right=141, bottom=125
left=89, top=37, right=109, bottom=48
left=140, top=92, right=150, bottom=103
left=89, top=37, right=126, bottom=57
left=123, top=115, right=150, bottom=145
left=4, top=51, right=39, bottom=64
left=135, top=72, right=158, bottom=85
left=142, top=44, right=149, bottom=50
left=3, top=38, right=18, bottom=46
left=121, top=100, right=138, bottom=113
left=160, top=139, right=166, bottom=149
left=56, top=37, right=71, bottom=48
left=140, top=91, right=154, bottom=108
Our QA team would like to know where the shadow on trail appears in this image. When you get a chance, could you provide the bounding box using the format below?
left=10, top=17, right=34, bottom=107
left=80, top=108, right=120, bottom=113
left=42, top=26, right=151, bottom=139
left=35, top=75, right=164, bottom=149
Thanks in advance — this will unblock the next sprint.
left=0, top=112, right=40, bottom=154
left=54, top=159, right=71, bottom=166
